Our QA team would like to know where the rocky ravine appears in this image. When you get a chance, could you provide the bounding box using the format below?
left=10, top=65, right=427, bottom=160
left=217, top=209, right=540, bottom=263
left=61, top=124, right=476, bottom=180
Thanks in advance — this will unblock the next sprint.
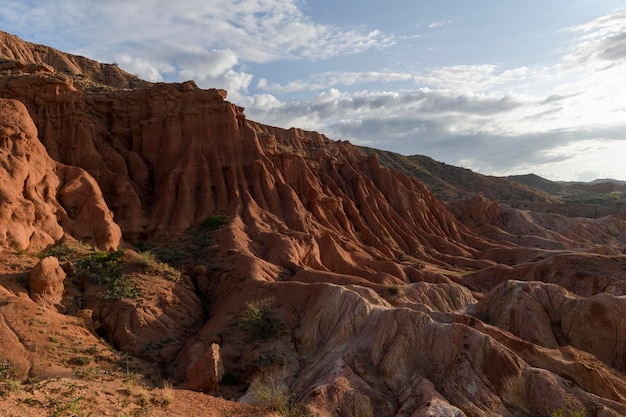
left=0, top=31, right=626, bottom=417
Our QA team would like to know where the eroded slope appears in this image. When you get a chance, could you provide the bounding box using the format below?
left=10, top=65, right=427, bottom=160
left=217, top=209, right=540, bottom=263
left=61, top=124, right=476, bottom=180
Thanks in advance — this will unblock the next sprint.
left=0, top=31, right=625, bottom=417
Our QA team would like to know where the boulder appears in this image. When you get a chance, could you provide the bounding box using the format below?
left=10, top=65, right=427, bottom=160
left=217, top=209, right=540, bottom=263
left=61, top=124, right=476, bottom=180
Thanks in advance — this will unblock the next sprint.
left=29, top=256, right=66, bottom=305
left=183, top=343, right=224, bottom=392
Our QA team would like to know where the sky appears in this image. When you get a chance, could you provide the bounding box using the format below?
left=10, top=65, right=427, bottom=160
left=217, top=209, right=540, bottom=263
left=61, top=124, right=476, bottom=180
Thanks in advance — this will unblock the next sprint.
left=2, top=1, right=626, bottom=181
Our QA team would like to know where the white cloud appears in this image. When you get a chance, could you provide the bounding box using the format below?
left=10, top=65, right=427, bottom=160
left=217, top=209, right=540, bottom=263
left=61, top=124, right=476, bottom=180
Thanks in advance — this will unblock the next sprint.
left=5, top=4, right=626, bottom=180
left=247, top=10, right=626, bottom=180
left=257, top=71, right=417, bottom=93
left=5, top=0, right=393, bottom=97
left=428, top=20, right=452, bottom=29
left=177, top=49, right=239, bottom=80
left=247, top=12, right=626, bottom=180
left=115, top=55, right=166, bottom=82
left=563, top=12, right=626, bottom=66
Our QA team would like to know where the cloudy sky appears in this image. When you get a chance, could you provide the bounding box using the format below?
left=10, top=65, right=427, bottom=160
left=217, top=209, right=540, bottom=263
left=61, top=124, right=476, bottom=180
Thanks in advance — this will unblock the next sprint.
left=3, top=1, right=626, bottom=181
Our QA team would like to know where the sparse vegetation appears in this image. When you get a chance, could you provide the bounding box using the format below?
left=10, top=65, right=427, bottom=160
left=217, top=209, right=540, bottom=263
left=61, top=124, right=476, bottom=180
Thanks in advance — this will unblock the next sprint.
left=76, top=249, right=125, bottom=282
left=76, top=250, right=140, bottom=299
left=238, top=298, right=284, bottom=340
left=151, top=245, right=188, bottom=265
left=160, top=379, right=174, bottom=407
left=549, top=408, right=585, bottom=417
left=136, top=250, right=158, bottom=267
left=39, top=240, right=91, bottom=261
left=0, top=362, right=22, bottom=396
left=74, top=366, right=100, bottom=380
left=12, top=246, right=26, bottom=257
left=136, top=251, right=182, bottom=281
left=0, top=360, right=12, bottom=381
left=105, top=275, right=140, bottom=299
left=250, top=375, right=312, bottom=417
left=198, top=214, right=230, bottom=231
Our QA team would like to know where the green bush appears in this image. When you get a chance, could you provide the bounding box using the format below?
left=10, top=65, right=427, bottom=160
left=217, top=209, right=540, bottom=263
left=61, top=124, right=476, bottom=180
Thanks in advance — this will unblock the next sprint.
left=549, top=408, right=585, bottom=417
left=198, top=214, right=230, bottom=231
left=250, top=376, right=312, bottom=417
left=104, top=275, right=140, bottom=300
left=77, top=250, right=139, bottom=299
left=0, top=361, right=12, bottom=382
left=76, top=250, right=125, bottom=283
left=38, top=241, right=91, bottom=261
left=238, top=298, right=283, bottom=340
left=136, top=251, right=182, bottom=282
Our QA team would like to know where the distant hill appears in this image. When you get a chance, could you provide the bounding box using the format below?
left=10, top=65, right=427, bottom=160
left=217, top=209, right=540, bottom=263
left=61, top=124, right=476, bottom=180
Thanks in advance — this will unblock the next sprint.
left=507, top=174, right=567, bottom=195
left=589, top=178, right=626, bottom=186
left=360, top=147, right=555, bottom=203
left=363, top=148, right=625, bottom=217
left=510, top=174, right=626, bottom=208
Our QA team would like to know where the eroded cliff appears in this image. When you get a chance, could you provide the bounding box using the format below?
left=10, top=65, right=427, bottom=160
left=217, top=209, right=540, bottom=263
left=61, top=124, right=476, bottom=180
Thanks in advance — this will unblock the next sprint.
left=1, top=31, right=626, bottom=417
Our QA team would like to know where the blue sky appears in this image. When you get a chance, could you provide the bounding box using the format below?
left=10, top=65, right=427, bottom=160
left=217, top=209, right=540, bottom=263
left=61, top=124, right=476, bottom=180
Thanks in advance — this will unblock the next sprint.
left=2, top=1, right=626, bottom=181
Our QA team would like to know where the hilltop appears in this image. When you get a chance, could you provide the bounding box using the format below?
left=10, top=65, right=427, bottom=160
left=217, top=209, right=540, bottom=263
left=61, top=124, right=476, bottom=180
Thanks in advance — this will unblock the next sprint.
left=361, top=147, right=555, bottom=202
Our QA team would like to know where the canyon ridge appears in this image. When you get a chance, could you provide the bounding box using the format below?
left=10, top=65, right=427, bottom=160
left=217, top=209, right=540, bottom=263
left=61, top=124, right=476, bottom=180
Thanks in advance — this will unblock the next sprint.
left=0, top=31, right=625, bottom=417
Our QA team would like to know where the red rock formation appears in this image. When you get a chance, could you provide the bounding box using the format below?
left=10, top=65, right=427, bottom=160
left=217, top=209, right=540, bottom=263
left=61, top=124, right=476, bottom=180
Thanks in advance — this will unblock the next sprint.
left=2, top=30, right=626, bottom=417
left=0, top=97, right=120, bottom=251
left=28, top=256, right=66, bottom=306
left=470, top=280, right=626, bottom=372
left=183, top=342, right=224, bottom=392
left=83, top=250, right=204, bottom=363
left=450, top=195, right=626, bottom=253
left=0, top=30, right=149, bottom=89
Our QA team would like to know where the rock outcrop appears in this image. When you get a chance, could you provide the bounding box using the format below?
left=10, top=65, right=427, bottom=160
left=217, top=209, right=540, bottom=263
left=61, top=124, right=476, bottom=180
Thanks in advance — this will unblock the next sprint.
left=0, top=30, right=149, bottom=89
left=83, top=251, right=205, bottom=363
left=28, top=256, right=66, bottom=306
left=0, top=97, right=120, bottom=250
left=470, top=280, right=626, bottom=372
left=183, top=343, right=224, bottom=392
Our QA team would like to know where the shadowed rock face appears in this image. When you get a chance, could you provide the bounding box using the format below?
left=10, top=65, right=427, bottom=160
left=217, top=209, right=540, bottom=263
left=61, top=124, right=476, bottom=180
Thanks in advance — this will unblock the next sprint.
left=1, top=31, right=626, bottom=417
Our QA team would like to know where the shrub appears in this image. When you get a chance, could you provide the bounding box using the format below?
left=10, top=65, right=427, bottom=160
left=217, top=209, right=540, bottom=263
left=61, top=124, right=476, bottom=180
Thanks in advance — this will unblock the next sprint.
left=137, top=251, right=182, bottom=282
left=77, top=250, right=139, bottom=299
left=549, top=408, right=585, bottom=417
left=76, top=250, right=125, bottom=283
left=160, top=379, right=174, bottom=407
left=0, top=361, right=21, bottom=396
left=238, top=298, right=283, bottom=340
left=0, top=361, right=12, bottom=381
left=250, top=376, right=312, bottom=417
left=198, top=214, right=230, bottom=231
left=38, top=240, right=91, bottom=261
left=105, top=276, right=139, bottom=300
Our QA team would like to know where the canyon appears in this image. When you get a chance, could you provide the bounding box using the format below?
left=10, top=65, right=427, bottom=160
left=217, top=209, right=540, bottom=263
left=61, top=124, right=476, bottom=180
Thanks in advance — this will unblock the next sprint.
left=0, top=30, right=625, bottom=417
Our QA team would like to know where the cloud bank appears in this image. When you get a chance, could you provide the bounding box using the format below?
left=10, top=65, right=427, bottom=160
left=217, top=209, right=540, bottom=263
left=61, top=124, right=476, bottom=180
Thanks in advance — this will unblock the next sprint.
left=2, top=0, right=392, bottom=95
left=2, top=3, right=626, bottom=180
left=247, top=12, right=626, bottom=179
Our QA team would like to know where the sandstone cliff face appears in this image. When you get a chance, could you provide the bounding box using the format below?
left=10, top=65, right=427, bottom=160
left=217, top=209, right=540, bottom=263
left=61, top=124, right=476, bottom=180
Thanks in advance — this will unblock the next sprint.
left=0, top=97, right=120, bottom=250
left=0, top=57, right=488, bottom=271
left=1, top=31, right=626, bottom=417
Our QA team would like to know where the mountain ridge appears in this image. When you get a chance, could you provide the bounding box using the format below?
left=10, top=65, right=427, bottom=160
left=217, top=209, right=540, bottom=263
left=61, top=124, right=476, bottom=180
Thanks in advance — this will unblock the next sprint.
left=361, top=147, right=556, bottom=203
